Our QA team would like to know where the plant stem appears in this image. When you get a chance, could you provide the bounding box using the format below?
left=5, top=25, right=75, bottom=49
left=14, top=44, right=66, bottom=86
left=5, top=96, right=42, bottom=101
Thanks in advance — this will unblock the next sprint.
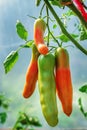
left=60, top=0, right=87, bottom=28
left=46, top=7, right=60, bottom=46
left=67, top=3, right=87, bottom=29
left=40, top=3, right=45, bottom=18
left=44, top=0, right=87, bottom=55
left=46, top=6, right=50, bottom=46
left=47, top=25, right=60, bottom=46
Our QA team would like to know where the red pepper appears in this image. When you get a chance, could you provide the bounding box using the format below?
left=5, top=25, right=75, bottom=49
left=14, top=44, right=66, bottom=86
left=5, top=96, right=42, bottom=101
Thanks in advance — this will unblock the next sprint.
left=73, top=0, right=87, bottom=21
left=55, top=47, right=73, bottom=116
left=34, top=18, right=49, bottom=55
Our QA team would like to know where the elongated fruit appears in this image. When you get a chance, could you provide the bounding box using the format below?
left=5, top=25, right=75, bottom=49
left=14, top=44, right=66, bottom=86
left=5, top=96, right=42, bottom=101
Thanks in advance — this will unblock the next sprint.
left=34, top=18, right=49, bottom=55
left=35, top=0, right=41, bottom=6
left=38, top=53, right=58, bottom=126
left=22, top=44, right=39, bottom=98
left=55, top=47, right=73, bottom=116
left=73, top=0, right=87, bottom=21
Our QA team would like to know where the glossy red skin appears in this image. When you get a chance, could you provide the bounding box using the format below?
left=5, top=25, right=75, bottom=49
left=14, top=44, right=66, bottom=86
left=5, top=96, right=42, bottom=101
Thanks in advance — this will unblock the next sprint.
left=34, top=20, right=49, bottom=55
left=56, top=68, right=73, bottom=116
left=23, top=59, right=38, bottom=98
left=73, top=0, right=87, bottom=21
left=55, top=47, right=73, bottom=116
left=23, top=44, right=39, bottom=98
left=34, top=28, right=44, bottom=44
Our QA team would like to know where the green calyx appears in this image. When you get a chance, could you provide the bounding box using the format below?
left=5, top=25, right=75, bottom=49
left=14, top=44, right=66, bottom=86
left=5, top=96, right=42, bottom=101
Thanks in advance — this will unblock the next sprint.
left=35, top=0, right=41, bottom=6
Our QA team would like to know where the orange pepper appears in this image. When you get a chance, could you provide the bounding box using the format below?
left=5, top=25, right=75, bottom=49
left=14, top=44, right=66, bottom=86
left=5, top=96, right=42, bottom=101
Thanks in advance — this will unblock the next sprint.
left=22, top=44, right=39, bottom=98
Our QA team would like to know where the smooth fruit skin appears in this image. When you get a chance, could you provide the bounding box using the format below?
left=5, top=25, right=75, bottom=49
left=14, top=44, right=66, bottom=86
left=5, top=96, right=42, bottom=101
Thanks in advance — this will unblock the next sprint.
left=55, top=47, right=73, bottom=116
left=35, top=0, right=41, bottom=6
left=34, top=18, right=48, bottom=55
left=73, top=0, right=87, bottom=21
left=22, top=44, right=39, bottom=98
left=38, top=53, right=58, bottom=127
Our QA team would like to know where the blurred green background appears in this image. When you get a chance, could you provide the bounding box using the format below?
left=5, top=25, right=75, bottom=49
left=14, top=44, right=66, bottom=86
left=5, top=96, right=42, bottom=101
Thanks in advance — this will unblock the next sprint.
left=0, top=0, right=87, bottom=129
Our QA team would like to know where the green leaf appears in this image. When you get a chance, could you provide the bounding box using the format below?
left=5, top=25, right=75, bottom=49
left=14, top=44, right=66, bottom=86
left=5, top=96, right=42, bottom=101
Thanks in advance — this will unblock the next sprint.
left=28, top=117, right=42, bottom=127
left=62, top=10, right=75, bottom=17
left=20, top=41, right=34, bottom=48
left=58, top=33, right=78, bottom=42
left=53, top=24, right=57, bottom=29
left=0, top=112, right=7, bottom=124
left=3, top=51, right=19, bottom=74
left=79, top=84, right=87, bottom=93
left=0, top=100, right=2, bottom=107
left=78, top=98, right=85, bottom=115
left=2, top=101, right=9, bottom=109
left=0, top=94, right=4, bottom=106
left=20, top=112, right=42, bottom=127
left=12, top=112, right=42, bottom=130
left=78, top=98, right=87, bottom=118
left=16, top=20, right=28, bottom=41
left=0, top=93, right=10, bottom=109
left=49, top=0, right=62, bottom=7
left=58, top=34, right=69, bottom=42
left=71, top=34, right=78, bottom=38
left=80, top=30, right=87, bottom=41
left=78, top=24, right=87, bottom=41
left=13, top=122, right=24, bottom=130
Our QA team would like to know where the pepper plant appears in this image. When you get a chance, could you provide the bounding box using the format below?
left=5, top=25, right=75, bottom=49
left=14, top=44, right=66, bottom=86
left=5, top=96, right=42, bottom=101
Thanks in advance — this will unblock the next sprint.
left=3, top=0, right=87, bottom=127
left=0, top=93, right=10, bottom=124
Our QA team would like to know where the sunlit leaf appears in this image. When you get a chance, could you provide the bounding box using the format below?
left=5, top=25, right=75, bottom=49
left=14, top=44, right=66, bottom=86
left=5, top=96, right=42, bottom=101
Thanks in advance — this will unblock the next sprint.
left=16, top=20, right=28, bottom=41
left=80, top=30, right=87, bottom=41
left=58, top=34, right=69, bottom=42
left=57, top=33, right=78, bottom=42
left=49, top=0, right=62, bottom=7
left=3, top=51, right=19, bottom=74
left=63, top=10, right=75, bottom=17
left=28, top=116, right=42, bottom=126
left=0, top=112, right=7, bottom=124
left=13, top=122, right=23, bottom=130
left=20, top=41, right=34, bottom=48
left=78, top=24, right=87, bottom=41
left=79, top=84, right=87, bottom=93
left=12, top=112, right=42, bottom=130
left=0, top=93, right=10, bottom=109
left=71, top=34, right=78, bottom=38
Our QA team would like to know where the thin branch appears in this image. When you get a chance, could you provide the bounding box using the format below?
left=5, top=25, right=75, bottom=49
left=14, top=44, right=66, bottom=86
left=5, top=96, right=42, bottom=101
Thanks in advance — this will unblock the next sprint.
left=67, top=3, right=87, bottom=30
left=39, top=3, right=45, bottom=18
left=46, top=6, right=50, bottom=46
left=44, top=0, right=87, bottom=55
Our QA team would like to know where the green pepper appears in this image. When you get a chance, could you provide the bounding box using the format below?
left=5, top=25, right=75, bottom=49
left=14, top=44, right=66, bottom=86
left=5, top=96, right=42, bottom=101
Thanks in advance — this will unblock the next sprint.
left=38, top=53, right=58, bottom=127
